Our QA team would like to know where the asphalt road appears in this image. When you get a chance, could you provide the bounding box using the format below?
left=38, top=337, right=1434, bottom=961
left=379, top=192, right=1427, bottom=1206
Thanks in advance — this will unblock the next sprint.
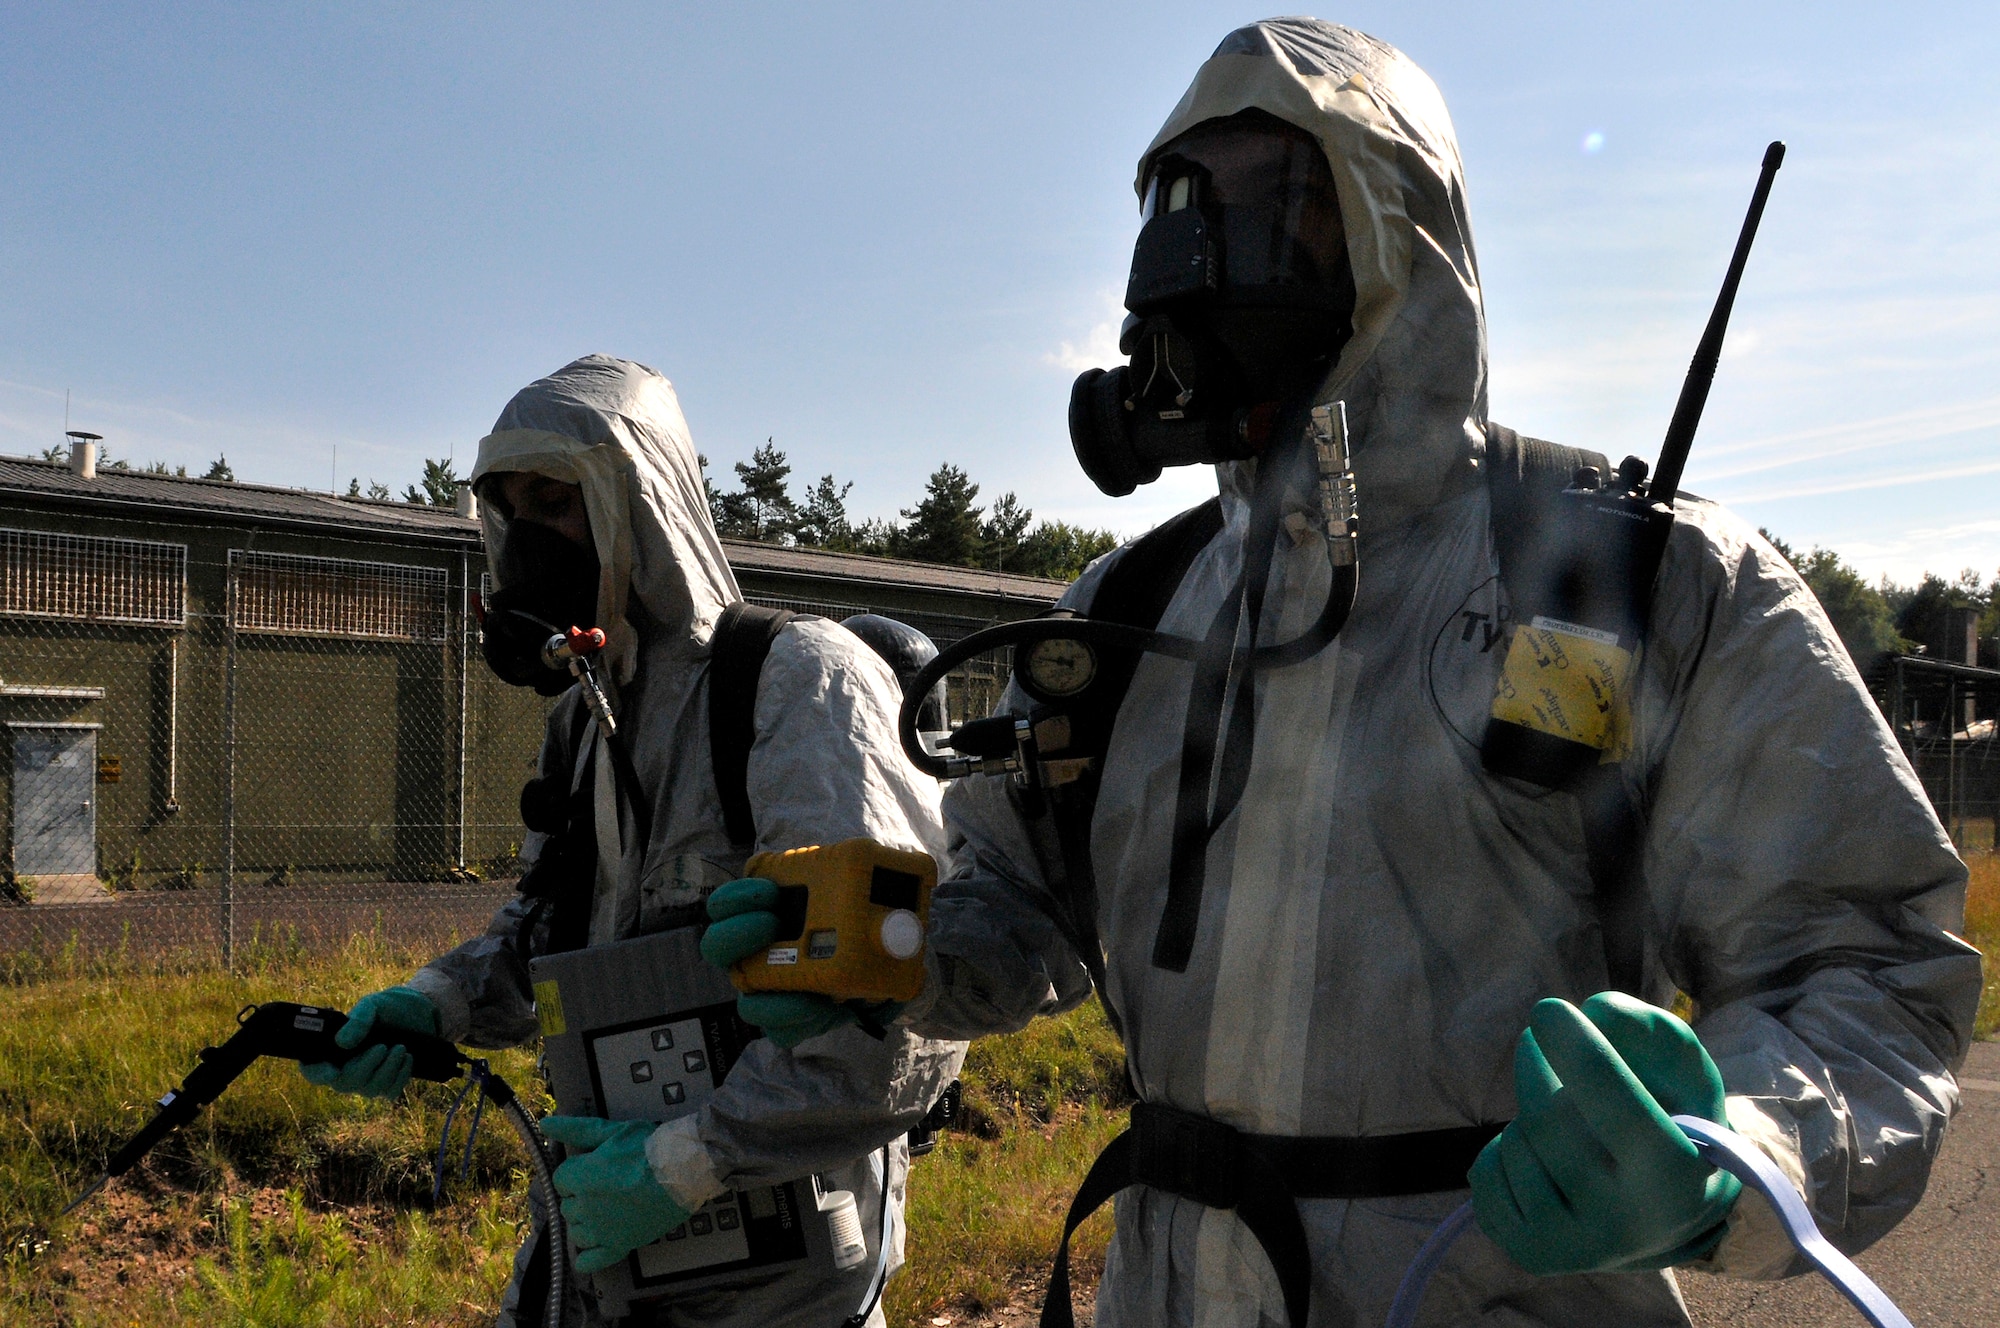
left=1681, top=1038, right=2000, bottom=1327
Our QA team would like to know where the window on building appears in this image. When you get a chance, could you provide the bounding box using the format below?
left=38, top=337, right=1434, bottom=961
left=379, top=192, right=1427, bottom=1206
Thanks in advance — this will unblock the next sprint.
left=230, top=550, right=447, bottom=642
left=0, top=527, right=187, bottom=627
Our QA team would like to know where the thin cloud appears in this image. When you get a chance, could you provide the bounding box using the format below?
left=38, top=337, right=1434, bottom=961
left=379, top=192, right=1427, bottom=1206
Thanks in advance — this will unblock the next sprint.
left=1043, top=289, right=1125, bottom=375
left=1724, top=457, right=2000, bottom=505
left=1688, top=397, right=2000, bottom=482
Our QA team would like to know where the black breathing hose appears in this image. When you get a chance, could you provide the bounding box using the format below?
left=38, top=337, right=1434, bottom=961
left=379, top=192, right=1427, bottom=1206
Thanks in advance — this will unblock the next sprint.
left=897, top=404, right=1359, bottom=778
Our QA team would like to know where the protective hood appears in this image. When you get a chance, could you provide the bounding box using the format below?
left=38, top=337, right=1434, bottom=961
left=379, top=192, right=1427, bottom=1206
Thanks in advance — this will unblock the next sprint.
left=1142, top=18, right=1486, bottom=522
left=471, top=354, right=741, bottom=682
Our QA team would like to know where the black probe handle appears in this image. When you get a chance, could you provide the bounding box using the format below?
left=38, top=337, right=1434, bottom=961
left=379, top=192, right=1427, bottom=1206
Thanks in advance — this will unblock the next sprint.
left=277, top=1002, right=468, bottom=1082
left=99, top=1001, right=467, bottom=1179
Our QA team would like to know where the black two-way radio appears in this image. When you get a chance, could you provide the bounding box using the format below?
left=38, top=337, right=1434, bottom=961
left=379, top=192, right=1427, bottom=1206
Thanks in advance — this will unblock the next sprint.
left=1481, top=141, right=1787, bottom=787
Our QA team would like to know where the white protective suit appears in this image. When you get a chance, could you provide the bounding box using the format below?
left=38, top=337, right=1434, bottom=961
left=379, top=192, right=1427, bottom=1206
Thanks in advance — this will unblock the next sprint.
left=406, top=355, right=965, bottom=1327
left=906, top=21, right=1982, bottom=1328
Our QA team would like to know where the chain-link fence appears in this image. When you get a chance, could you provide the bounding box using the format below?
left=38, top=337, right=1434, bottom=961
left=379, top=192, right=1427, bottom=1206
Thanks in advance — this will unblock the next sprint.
left=0, top=518, right=1026, bottom=979
left=0, top=528, right=548, bottom=977
left=1878, top=655, right=2000, bottom=852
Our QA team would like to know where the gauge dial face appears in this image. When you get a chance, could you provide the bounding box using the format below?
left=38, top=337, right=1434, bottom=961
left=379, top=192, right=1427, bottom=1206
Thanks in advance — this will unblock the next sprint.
left=1023, top=638, right=1097, bottom=698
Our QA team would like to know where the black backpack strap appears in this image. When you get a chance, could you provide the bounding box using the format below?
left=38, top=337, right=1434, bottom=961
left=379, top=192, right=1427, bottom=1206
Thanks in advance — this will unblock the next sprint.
left=1484, top=422, right=1647, bottom=995
left=1020, top=499, right=1224, bottom=1035
left=514, top=698, right=599, bottom=957
left=1087, top=498, right=1226, bottom=635
left=708, top=602, right=800, bottom=847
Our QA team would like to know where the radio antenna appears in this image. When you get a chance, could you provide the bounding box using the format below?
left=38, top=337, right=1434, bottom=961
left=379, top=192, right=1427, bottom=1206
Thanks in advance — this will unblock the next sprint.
left=1648, top=140, right=1785, bottom=507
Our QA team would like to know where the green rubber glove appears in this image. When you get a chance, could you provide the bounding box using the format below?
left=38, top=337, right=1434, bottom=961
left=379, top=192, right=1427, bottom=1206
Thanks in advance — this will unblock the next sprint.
left=736, top=992, right=905, bottom=1048
left=541, top=1116, right=693, bottom=1273
left=701, top=877, right=783, bottom=966
left=299, top=985, right=440, bottom=1099
left=702, top=879, right=903, bottom=1048
left=1470, top=993, right=1742, bottom=1275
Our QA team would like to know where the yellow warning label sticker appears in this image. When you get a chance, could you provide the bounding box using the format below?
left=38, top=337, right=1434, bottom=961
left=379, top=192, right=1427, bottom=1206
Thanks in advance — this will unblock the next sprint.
left=1490, top=616, right=1633, bottom=757
left=533, top=979, right=566, bottom=1037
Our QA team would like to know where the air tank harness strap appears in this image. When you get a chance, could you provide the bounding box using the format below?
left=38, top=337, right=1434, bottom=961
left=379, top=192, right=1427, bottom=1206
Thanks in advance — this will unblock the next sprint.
left=1039, top=1102, right=1505, bottom=1328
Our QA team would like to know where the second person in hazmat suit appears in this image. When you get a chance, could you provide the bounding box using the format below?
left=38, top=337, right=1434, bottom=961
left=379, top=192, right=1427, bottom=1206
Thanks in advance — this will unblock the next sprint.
left=301, top=354, right=964, bottom=1327
left=708, top=18, right=1980, bottom=1328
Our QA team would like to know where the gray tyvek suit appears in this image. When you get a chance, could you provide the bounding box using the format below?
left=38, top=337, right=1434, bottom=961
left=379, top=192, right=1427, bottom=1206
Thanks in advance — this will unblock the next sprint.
left=904, top=21, right=1982, bottom=1328
left=404, top=355, right=965, bottom=1327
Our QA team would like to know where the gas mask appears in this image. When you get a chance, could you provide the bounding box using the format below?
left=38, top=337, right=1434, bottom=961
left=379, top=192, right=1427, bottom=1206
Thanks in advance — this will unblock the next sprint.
left=480, top=518, right=601, bottom=697
left=1070, top=111, right=1356, bottom=497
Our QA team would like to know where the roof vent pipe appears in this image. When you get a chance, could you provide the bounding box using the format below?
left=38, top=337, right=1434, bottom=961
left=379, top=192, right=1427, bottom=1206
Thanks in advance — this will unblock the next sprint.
left=454, top=483, right=478, bottom=520
left=66, top=431, right=101, bottom=480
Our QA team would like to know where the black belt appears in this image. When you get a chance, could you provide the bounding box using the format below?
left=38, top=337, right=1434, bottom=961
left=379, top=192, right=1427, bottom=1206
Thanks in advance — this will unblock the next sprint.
left=1041, top=1103, right=1505, bottom=1328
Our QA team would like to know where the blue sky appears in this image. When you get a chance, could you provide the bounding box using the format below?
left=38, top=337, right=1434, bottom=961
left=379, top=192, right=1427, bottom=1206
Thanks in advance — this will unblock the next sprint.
left=3, top=2, right=1995, bottom=585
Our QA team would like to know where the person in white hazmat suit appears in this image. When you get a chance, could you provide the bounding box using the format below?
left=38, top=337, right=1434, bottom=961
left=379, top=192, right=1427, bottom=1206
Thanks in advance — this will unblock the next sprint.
left=717, top=18, right=1983, bottom=1328
left=299, top=354, right=965, bottom=1327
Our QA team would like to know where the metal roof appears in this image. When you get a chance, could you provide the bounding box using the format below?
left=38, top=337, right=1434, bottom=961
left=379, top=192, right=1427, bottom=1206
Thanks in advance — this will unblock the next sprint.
left=719, top=538, right=1065, bottom=605
left=0, top=454, right=1069, bottom=604
left=0, top=455, right=475, bottom=545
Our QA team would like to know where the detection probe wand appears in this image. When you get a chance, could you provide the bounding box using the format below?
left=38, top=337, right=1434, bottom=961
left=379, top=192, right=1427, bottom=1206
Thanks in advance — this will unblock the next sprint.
left=58, top=1001, right=571, bottom=1328
left=60, top=1001, right=471, bottom=1218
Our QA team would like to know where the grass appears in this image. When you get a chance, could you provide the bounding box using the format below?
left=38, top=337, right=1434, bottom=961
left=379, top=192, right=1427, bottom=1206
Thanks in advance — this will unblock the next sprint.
left=887, top=1000, right=1131, bottom=1321
left=0, top=939, right=1130, bottom=1326
left=1964, top=851, right=2000, bottom=1039
left=1, top=936, right=545, bottom=1327
left=2, top=860, right=1992, bottom=1327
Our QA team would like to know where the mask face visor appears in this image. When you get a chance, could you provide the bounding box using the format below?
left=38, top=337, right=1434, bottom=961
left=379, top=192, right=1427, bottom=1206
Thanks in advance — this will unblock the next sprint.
left=1136, top=111, right=1349, bottom=308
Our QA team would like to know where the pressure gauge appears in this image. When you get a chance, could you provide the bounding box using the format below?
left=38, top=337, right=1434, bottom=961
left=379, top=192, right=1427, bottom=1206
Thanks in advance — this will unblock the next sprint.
left=1021, top=637, right=1098, bottom=698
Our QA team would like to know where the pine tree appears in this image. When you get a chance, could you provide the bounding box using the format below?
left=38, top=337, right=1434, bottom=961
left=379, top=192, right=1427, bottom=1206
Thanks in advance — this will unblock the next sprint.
left=895, top=464, right=985, bottom=566
left=204, top=455, right=235, bottom=481
left=1764, top=530, right=1909, bottom=672
left=979, top=493, right=1033, bottom=570
left=699, top=455, right=727, bottom=529
left=795, top=475, right=855, bottom=548
left=714, top=441, right=800, bottom=542
left=404, top=457, right=461, bottom=505
left=1892, top=572, right=1983, bottom=662
left=1014, top=520, right=1121, bottom=580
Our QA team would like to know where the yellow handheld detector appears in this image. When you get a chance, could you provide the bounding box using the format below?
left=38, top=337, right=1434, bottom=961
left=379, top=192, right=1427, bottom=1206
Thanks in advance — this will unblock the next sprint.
left=729, top=838, right=935, bottom=1004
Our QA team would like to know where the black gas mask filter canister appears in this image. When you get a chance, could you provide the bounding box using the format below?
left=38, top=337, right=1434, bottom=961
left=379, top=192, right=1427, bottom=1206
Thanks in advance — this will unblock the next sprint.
left=479, top=516, right=601, bottom=697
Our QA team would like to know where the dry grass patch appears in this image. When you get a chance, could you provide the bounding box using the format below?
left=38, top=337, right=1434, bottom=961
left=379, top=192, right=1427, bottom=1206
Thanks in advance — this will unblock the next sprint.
left=1962, top=850, right=2000, bottom=1038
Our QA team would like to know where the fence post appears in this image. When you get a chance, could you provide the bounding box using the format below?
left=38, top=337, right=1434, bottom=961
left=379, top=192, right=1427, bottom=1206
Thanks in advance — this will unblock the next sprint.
left=222, top=559, right=237, bottom=972
left=457, top=551, right=470, bottom=870
left=1947, top=680, right=1959, bottom=849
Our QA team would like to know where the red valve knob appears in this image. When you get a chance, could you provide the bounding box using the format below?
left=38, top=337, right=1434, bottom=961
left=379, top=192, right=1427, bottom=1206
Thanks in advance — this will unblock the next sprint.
left=565, top=626, right=607, bottom=656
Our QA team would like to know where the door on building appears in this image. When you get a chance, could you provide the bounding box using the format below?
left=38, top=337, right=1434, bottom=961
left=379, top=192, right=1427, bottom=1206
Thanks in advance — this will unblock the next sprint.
left=10, top=724, right=104, bottom=904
